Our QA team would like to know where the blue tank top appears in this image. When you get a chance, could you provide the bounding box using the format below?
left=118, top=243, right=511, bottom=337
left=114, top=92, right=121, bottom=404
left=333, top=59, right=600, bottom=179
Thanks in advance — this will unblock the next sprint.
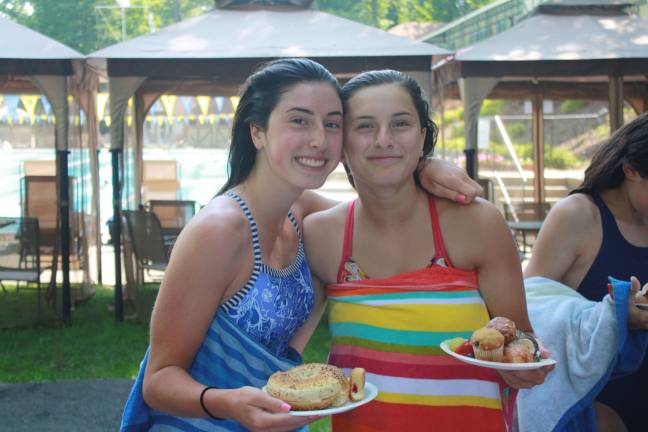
left=577, top=193, right=648, bottom=301
left=576, top=193, right=648, bottom=432
left=120, top=192, right=312, bottom=431
left=220, top=191, right=315, bottom=358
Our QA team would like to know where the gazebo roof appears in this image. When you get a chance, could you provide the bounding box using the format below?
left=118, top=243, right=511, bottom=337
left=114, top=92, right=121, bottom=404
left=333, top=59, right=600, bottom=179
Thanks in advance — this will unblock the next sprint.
left=446, top=0, right=648, bottom=77
left=0, top=15, right=83, bottom=81
left=89, top=7, right=448, bottom=78
left=456, top=13, right=648, bottom=63
left=0, top=14, right=82, bottom=61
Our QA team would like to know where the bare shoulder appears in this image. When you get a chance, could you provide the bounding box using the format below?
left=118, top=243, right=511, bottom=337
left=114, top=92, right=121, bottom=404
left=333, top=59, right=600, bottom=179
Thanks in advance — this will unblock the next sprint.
left=548, top=193, right=598, bottom=227
left=170, top=195, right=250, bottom=276
left=524, top=194, right=600, bottom=282
left=536, top=193, right=600, bottom=244
left=293, top=190, right=340, bottom=221
left=436, top=197, right=514, bottom=269
left=437, top=196, right=504, bottom=232
left=304, top=201, right=347, bottom=234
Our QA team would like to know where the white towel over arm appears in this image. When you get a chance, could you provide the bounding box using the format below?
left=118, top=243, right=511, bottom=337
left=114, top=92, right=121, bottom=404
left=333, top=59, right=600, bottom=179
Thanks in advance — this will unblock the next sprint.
left=516, top=277, right=623, bottom=432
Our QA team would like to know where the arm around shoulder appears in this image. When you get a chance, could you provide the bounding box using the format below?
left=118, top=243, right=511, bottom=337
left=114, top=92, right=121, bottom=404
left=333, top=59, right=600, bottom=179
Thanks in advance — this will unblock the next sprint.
left=294, top=190, right=340, bottom=218
left=418, top=158, right=483, bottom=203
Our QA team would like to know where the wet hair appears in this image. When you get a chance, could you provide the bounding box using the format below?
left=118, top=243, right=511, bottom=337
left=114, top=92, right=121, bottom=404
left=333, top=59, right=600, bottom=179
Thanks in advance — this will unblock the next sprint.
left=218, top=58, right=340, bottom=194
left=339, top=69, right=438, bottom=188
left=572, top=111, right=648, bottom=195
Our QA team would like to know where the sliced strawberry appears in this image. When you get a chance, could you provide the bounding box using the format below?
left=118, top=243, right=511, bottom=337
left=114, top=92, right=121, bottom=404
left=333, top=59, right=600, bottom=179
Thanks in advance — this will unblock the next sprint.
left=454, top=340, right=473, bottom=356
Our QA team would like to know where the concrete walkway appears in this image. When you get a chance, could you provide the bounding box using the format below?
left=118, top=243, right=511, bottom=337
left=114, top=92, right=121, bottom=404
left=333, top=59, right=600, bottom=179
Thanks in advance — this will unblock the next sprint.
left=0, top=379, right=134, bottom=431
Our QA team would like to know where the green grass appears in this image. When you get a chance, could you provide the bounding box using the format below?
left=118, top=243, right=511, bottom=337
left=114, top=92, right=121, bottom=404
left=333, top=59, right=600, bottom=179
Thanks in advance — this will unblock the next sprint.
left=0, top=282, right=75, bottom=328
left=0, top=284, right=333, bottom=430
left=0, top=286, right=149, bottom=382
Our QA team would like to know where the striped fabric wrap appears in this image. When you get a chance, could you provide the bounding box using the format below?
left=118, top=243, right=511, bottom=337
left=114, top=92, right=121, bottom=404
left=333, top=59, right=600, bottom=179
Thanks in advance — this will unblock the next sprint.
left=120, top=311, right=304, bottom=432
left=327, top=266, right=512, bottom=432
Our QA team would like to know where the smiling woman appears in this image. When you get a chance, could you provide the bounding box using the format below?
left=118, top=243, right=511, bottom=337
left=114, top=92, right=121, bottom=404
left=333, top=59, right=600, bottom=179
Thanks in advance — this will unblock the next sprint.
left=248, top=82, right=343, bottom=192
left=120, top=58, right=344, bottom=432
left=343, top=83, right=428, bottom=190
left=304, top=70, right=552, bottom=432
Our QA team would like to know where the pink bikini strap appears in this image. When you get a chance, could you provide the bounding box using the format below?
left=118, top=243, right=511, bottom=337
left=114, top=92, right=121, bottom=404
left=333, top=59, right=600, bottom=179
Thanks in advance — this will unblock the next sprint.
left=428, top=195, right=454, bottom=268
left=336, top=200, right=357, bottom=283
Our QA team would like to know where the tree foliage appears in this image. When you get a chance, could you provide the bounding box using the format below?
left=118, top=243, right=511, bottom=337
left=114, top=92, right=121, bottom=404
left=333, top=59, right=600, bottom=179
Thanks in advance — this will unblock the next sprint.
left=0, top=0, right=496, bottom=53
left=0, top=0, right=212, bottom=53
left=314, top=0, right=496, bottom=28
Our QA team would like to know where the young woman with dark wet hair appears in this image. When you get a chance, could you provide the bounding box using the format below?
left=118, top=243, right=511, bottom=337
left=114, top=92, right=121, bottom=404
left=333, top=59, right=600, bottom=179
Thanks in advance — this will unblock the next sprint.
left=339, top=70, right=438, bottom=189
left=305, top=70, right=552, bottom=432
left=525, top=112, right=648, bottom=432
left=121, top=58, right=343, bottom=432
left=120, top=59, right=482, bottom=432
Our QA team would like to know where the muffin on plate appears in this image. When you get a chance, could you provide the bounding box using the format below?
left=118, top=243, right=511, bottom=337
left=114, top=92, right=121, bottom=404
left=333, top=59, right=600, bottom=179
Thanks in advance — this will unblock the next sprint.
left=503, top=341, right=534, bottom=363
left=486, top=316, right=517, bottom=344
left=470, top=327, right=505, bottom=362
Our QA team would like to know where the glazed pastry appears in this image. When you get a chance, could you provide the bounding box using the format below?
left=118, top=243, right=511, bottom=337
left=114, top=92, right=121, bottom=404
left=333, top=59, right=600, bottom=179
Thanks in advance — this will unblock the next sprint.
left=486, top=317, right=517, bottom=344
left=503, top=341, right=535, bottom=363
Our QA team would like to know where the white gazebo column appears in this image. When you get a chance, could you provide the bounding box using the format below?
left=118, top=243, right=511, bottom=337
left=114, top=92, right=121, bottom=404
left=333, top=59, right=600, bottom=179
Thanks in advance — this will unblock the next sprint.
left=134, top=89, right=164, bottom=206
left=31, top=74, right=72, bottom=323
left=108, top=75, right=146, bottom=322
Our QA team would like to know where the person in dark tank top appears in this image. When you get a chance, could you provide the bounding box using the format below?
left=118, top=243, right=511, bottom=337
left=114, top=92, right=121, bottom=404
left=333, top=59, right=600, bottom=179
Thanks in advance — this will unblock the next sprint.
left=525, top=111, right=648, bottom=432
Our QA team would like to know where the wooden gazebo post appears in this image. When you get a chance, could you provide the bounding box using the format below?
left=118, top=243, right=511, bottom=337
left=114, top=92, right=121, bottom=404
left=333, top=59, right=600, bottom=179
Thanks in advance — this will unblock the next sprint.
left=532, top=87, right=545, bottom=204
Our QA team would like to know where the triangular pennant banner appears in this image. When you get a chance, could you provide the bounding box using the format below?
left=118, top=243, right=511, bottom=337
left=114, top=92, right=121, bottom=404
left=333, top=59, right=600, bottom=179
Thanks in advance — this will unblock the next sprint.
left=180, top=96, right=193, bottom=114
left=40, top=96, right=52, bottom=116
left=229, top=96, right=240, bottom=111
left=214, top=96, right=225, bottom=113
left=197, top=96, right=211, bottom=116
left=20, top=95, right=40, bottom=125
left=4, top=95, right=20, bottom=118
left=160, top=95, right=177, bottom=124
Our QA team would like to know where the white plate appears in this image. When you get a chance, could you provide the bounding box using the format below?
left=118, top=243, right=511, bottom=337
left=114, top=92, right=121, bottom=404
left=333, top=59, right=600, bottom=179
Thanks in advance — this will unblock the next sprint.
left=440, top=341, right=556, bottom=371
left=289, top=382, right=378, bottom=417
left=263, top=382, right=378, bottom=417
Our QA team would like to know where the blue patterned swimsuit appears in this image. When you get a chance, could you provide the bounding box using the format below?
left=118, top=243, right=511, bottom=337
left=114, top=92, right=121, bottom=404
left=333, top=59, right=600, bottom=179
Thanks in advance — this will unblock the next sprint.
left=221, top=191, right=315, bottom=357
left=120, top=192, right=314, bottom=431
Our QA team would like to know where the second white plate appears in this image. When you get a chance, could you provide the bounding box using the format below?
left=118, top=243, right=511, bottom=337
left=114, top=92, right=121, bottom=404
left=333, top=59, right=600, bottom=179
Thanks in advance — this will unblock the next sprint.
left=440, top=341, right=556, bottom=371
